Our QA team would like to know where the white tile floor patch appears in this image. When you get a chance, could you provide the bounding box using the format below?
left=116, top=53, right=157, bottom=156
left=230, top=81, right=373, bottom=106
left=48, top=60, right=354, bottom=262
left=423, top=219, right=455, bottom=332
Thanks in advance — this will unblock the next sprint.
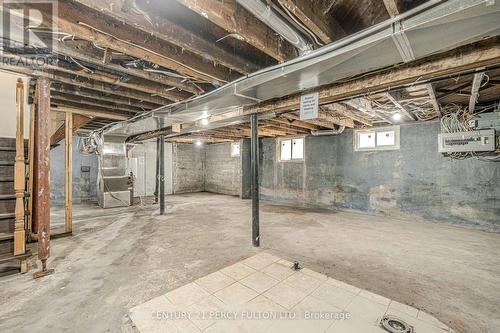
left=130, top=253, right=453, bottom=332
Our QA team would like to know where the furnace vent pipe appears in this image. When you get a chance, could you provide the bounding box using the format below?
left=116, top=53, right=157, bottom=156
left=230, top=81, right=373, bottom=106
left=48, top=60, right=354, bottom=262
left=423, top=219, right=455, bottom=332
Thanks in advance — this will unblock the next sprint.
left=236, top=0, right=313, bottom=54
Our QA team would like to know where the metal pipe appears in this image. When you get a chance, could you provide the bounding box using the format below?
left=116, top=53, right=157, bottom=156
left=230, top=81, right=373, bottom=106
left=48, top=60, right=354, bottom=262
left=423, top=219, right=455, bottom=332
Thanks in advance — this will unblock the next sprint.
left=236, top=0, right=312, bottom=55
left=250, top=114, right=260, bottom=247
left=159, top=135, right=165, bottom=215
left=154, top=137, right=160, bottom=204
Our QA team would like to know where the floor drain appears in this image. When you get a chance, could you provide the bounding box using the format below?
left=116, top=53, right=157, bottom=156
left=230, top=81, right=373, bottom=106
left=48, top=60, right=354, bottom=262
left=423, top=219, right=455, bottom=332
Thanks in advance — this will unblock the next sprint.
left=380, top=315, right=414, bottom=333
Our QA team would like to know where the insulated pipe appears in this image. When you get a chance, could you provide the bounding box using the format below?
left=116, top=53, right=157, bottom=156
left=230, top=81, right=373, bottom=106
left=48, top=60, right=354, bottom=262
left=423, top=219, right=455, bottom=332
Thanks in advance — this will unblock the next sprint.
left=311, top=125, right=345, bottom=136
left=250, top=114, right=260, bottom=247
left=236, top=0, right=313, bottom=55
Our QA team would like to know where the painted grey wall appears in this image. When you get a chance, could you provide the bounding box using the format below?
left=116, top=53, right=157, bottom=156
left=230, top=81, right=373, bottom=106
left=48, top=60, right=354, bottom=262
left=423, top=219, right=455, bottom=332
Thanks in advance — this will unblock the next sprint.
left=259, top=121, right=499, bottom=231
left=205, top=143, right=241, bottom=196
left=50, top=137, right=98, bottom=205
left=172, top=143, right=205, bottom=194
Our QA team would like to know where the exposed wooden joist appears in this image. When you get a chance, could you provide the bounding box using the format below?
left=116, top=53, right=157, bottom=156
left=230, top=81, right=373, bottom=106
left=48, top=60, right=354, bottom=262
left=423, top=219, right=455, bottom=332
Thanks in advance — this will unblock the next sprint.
left=385, top=92, right=417, bottom=121
left=322, top=104, right=374, bottom=126
left=382, top=0, right=400, bottom=17
left=278, top=0, right=345, bottom=44
left=469, top=72, right=485, bottom=113
left=345, top=98, right=393, bottom=124
left=41, top=1, right=238, bottom=83
left=0, top=62, right=171, bottom=106
left=425, top=83, right=442, bottom=116
left=51, top=99, right=136, bottom=117
left=71, top=0, right=260, bottom=74
left=175, top=0, right=296, bottom=62
left=55, top=39, right=201, bottom=94
left=42, top=63, right=191, bottom=102
left=51, top=92, right=145, bottom=114
left=283, top=111, right=354, bottom=128
left=241, top=39, right=500, bottom=117
left=272, top=117, right=322, bottom=131
left=51, top=85, right=156, bottom=111
left=52, top=106, right=129, bottom=121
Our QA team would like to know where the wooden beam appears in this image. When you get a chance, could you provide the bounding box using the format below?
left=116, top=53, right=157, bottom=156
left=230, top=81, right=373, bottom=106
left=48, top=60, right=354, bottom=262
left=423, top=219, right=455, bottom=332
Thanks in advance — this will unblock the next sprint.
left=71, top=0, right=260, bottom=74
left=14, top=79, right=26, bottom=256
left=40, top=1, right=238, bottom=83
left=241, top=39, right=500, bottom=117
left=65, top=112, right=73, bottom=234
left=382, top=0, right=400, bottom=17
left=425, top=83, right=441, bottom=116
left=51, top=92, right=145, bottom=114
left=385, top=92, right=417, bottom=121
left=271, top=117, right=321, bottom=131
left=175, top=0, right=296, bottom=62
left=469, top=72, right=485, bottom=113
left=278, top=0, right=344, bottom=44
left=321, top=104, right=373, bottom=126
left=51, top=114, right=91, bottom=146
left=52, top=106, right=129, bottom=121
left=54, top=39, right=201, bottom=94
left=43, top=63, right=190, bottom=102
left=51, top=85, right=158, bottom=110
left=282, top=111, right=354, bottom=128
left=0, top=62, right=171, bottom=106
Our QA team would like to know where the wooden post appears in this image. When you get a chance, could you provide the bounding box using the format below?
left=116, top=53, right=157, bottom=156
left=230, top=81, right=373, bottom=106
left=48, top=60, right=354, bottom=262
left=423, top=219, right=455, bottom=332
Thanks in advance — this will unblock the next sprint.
left=13, top=79, right=26, bottom=256
left=27, top=103, right=35, bottom=238
left=65, top=112, right=73, bottom=234
left=33, top=77, right=54, bottom=278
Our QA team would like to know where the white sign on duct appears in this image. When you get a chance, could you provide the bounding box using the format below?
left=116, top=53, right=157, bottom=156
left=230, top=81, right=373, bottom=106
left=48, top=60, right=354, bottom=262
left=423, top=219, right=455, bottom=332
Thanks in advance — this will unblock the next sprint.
left=300, top=93, right=319, bottom=120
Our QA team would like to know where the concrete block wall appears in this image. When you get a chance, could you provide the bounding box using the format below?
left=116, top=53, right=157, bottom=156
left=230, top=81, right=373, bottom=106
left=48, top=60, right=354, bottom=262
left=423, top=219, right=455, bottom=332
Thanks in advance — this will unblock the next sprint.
left=204, top=143, right=242, bottom=196
left=259, top=121, right=500, bottom=231
left=172, top=143, right=205, bottom=194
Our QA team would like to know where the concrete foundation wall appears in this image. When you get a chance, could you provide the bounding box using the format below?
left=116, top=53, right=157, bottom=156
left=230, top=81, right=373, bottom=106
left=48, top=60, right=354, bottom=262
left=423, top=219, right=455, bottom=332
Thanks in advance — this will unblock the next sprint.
left=50, top=137, right=98, bottom=205
left=172, top=143, right=205, bottom=194
left=204, top=143, right=241, bottom=196
left=259, top=121, right=500, bottom=231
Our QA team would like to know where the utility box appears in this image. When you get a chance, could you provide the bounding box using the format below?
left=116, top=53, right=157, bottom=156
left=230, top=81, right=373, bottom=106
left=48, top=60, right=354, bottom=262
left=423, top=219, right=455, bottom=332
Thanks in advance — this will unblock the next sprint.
left=438, top=129, right=496, bottom=153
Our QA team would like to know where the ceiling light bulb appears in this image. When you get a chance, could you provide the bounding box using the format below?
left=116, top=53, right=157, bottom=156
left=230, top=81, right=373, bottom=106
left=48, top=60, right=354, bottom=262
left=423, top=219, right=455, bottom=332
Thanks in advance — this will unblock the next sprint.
left=195, top=140, right=203, bottom=146
left=201, top=118, right=209, bottom=126
left=392, top=113, right=402, bottom=121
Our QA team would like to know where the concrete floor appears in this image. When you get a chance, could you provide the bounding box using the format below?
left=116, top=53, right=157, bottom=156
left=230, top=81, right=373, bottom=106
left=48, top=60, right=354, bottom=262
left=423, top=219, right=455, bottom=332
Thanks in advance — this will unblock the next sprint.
left=0, top=193, right=498, bottom=333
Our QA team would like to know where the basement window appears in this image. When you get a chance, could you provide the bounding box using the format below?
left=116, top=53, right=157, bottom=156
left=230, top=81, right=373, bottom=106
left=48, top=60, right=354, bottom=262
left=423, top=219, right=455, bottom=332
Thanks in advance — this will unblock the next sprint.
left=280, top=138, right=304, bottom=161
left=231, top=142, right=240, bottom=157
left=354, top=126, right=400, bottom=151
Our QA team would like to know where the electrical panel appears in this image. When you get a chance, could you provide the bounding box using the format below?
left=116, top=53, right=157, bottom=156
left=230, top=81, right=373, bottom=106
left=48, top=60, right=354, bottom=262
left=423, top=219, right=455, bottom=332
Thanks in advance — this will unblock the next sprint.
left=468, top=112, right=500, bottom=131
left=438, top=129, right=496, bottom=153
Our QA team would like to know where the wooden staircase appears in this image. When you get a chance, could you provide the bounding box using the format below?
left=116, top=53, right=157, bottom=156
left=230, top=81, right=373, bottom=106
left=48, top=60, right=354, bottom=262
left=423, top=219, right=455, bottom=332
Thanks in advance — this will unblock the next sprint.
left=0, top=139, right=30, bottom=272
